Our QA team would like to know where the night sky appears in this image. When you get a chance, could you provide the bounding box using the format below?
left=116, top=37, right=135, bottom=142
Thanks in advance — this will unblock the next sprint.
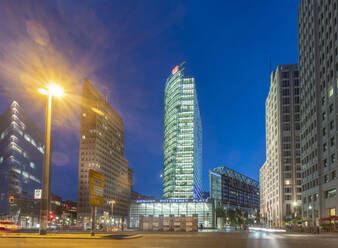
left=0, top=0, right=299, bottom=201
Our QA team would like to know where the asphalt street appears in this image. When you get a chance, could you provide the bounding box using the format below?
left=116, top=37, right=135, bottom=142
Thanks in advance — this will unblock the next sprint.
left=1, top=231, right=338, bottom=248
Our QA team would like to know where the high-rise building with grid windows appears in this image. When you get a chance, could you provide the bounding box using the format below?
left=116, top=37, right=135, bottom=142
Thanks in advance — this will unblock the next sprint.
left=163, top=63, right=202, bottom=199
left=260, top=64, right=302, bottom=228
left=77, top=79, right=131, bottom=227
left=298, top=0, right=338, bottom=226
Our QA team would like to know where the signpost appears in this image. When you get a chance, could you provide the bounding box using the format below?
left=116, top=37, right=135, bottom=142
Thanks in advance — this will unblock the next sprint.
left=34, top=189, right=42, bottom=200
left=89, top=169, right=104, bottom=236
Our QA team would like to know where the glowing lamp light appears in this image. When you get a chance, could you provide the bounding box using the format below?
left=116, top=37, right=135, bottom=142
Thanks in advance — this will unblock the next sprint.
left=38, top=88, right=48, bottom=95
left=38, top=83, right=64, bottom=98
left=48, top=83, right=64, bottom=98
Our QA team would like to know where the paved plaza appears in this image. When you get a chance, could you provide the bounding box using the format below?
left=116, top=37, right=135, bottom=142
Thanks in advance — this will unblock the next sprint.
left=1, top=231, right=338, bottom=248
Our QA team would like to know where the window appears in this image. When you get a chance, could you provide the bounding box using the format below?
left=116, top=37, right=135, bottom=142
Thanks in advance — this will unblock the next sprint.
left=329, top=208, right=336, bottom=217
left=330, top=120, right=334, bottom=129
left=322, top=112, right=326, bottom=120
left=331, top=154, right=336, bottom=163
left=284, top=187, right=292, bottom=193
left=282, top=89, right=290, bottom=96
left=282, top=97, right=290, bottom=105
left=329, top=87, right=334, bottom=97
left=30, top=162, right=35, bottom=169
left=282, top=80, right=290, bottom=87
left=323, top=128, right=327, bottom=136
left=329, top=104, right=334, bottom=113
left=326, top=189, right=336, bottom=199
left=323, top=143, right=327, bottom=151
left=332, top=170, right=337, bottom=180
left=282, top=72, right=290, bottom=78
left=294, top=88, right=300, bottom=95
left=324, top=159, right=328, bottom=167
left=294, top=79, right=299, bottom=86
left=294, top=97, right=300, bottom=104
left=285, top=195, right=292, bottom=200
left=330, top=137, right=335, bottom=146
left=324, top=174, right=329, bottom=183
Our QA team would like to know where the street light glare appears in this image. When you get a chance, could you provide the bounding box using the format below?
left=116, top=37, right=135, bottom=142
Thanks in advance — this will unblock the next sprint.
left=48, top=83, right=64, bottom=98
left=38, top=88, right=48, bottom=95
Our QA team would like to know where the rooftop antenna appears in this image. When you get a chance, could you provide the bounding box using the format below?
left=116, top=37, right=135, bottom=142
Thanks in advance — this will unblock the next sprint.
left=103, top=86, right=110, bottom=102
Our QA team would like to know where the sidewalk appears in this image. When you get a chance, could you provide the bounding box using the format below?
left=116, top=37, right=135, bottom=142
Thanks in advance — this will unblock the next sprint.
left=0, top=232, right=142, bottom=239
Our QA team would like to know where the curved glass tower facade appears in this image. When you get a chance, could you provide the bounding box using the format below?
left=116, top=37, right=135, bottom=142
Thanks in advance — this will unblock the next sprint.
left=163, top=63, right=202, bottom=199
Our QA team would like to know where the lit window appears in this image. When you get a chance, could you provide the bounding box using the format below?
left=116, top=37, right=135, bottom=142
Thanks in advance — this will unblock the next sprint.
left=30, top=162, right=35, bottom=169
left=329, top=87, right=334, bottom=97
left=329, top=208, right=336, bottom=217
left=82, top=135, right=86, bottom=139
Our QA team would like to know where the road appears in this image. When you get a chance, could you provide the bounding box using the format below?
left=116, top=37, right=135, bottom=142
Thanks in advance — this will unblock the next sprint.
left=1, top=231, right=338, bottom=248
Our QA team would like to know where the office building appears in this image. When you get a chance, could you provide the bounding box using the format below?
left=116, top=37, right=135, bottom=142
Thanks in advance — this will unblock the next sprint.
left=128, top=167, right=133, bottom=192
left=210, top=166, right=259, bottom=216
left=0, top=101, right=44, bottom=228
left=163, top=62, right=202, bottom=199
left=260, top=64, right=302, bottom=228
left=77, top=79, right=130, bottom=227
left=298, top=0, right=338, bottom=227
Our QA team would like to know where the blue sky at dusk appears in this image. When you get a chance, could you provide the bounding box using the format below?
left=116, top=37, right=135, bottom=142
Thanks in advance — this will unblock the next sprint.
left=0, top=0, right=299, bottom=201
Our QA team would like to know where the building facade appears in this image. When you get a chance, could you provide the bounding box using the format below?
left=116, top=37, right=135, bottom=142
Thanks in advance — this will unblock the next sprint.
left=210, top=166, right=259, bottom=216
left=163, top=63, right=202, bottom=199
left=77, top=79, right=131, bottom=227
left=129, top=198, right=215, bottom=230
left=0, top=101, right=44, bottom=228
left=260, top=64, right=302, bottom=228
left=298, top=0, right=338, bottom=226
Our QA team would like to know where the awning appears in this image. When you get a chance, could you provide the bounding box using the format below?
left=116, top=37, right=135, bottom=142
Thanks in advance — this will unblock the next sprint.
left=320, top=216, right=338, bottom=222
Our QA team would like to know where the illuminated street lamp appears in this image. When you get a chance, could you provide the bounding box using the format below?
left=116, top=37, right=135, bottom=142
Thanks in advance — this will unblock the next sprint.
left=38, top=83, right=63, bottom=235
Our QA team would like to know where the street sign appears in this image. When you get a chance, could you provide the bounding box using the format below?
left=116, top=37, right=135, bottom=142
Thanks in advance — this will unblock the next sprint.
left=89, top=169, right=104, bottom=207
left=34, top=189, right=42, bottom=199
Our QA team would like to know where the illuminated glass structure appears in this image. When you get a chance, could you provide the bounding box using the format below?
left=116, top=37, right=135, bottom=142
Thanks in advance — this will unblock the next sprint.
left=163, top=63, right=202, bottom=199
left=129, top=198, right=215, bottom=229
left=0, top=101, right=44, bottom=228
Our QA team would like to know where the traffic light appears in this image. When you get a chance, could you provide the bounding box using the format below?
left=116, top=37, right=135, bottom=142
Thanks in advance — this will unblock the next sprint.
left=9, top=196, right=14, bottom=204
left=48, top=214, right=55, bottom=220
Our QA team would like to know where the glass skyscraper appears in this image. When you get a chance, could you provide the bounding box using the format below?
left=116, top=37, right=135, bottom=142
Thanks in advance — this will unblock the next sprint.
left=0, top=101, right=44, bottom=228
left=163, top=63, right=202, bottom=199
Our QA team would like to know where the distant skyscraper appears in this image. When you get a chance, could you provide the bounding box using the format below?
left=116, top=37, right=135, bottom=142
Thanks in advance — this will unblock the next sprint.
left=163, top=63, right=202, bottom=199
left=77, top=79, right=131, bottom=226
left=298, top=0, right=338, bottom=224
left=0, top=101, right=44, bottom=228
left=260, top=64, right=301, bottom=228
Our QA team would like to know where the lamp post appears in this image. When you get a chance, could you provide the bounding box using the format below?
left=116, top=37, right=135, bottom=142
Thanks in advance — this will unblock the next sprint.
left=38, top=84, right=63, bottom=235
